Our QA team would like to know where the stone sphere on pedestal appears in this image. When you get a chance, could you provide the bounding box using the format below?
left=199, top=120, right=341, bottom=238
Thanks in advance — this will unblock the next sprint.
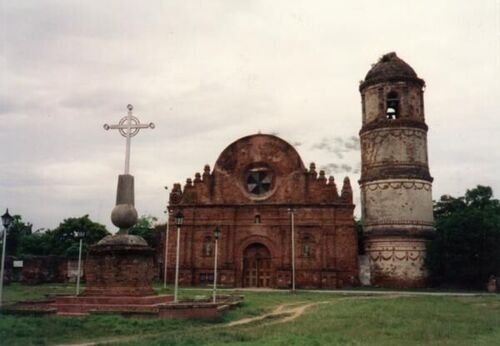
left=111, top=204, right=138, bottom=231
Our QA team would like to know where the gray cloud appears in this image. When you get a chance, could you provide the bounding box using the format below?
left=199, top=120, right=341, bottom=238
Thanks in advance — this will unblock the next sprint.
left=320, top=162, right=360, bottom=176
left=320, top=163, right=341, bottom=174
left=311, top=136, right=360, bottom=159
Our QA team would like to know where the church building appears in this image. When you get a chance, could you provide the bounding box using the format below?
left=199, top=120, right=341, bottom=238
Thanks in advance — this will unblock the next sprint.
left=164, top=134, right=359, bottom=288
left=162, top=51, right=434, bottom=289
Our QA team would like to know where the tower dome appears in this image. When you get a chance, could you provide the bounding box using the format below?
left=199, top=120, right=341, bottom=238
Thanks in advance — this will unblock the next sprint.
left=360, top=52, right=424, bottom=90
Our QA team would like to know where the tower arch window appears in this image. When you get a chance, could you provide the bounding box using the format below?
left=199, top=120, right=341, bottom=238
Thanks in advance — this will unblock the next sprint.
left=386, top=91, right=400, bottom=119
left=202, top=236, right=213, bottom=257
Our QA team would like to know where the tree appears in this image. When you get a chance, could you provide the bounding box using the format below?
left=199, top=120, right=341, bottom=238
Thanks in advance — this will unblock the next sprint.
left=426, top=185, right=500, bottom=288
left=18, top=230, right=53, bottom=256
left=48, top=215, right=110, bottom=257
left=5, top=215, right=33, bottom=256
left=128, top=215, right=161, bottom=248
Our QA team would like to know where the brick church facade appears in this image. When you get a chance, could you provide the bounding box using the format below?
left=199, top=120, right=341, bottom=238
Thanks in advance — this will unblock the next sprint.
left=163, top=134, right=359, bottom=288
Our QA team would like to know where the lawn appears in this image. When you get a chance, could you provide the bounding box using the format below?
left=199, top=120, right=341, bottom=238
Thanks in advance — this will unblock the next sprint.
left=1, top=283, right=499, bottom=346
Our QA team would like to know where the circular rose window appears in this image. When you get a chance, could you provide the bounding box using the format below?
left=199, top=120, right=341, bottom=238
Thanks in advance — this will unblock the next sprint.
left=246, top=167, right=273, bottom=195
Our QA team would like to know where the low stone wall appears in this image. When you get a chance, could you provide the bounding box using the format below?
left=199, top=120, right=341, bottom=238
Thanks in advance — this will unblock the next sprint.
left=4, top=256, right=79, bottom=285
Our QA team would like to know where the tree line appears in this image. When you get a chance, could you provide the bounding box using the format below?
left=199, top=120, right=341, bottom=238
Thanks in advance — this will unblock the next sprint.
left=2, top=214, right=161, bottom=258
left=425, top=185, right=500, bottom=288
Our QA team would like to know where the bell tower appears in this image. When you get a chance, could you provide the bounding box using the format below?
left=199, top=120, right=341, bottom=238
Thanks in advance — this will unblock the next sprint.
left=359, top=52, right=434, bottom=288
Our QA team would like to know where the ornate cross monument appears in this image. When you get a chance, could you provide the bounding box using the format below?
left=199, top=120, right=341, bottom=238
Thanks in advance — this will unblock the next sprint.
left=81, top=104, right=159, bottom=297
left=103, top=104, right=155, bottom=233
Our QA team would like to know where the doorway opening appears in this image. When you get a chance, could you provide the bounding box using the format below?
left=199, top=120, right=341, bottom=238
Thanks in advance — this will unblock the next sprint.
left=243, top=243, right=272, bottom=287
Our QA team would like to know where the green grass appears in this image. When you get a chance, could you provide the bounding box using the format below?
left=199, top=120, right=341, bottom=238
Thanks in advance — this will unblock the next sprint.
left=1, top=284, right=500, bottom=345
left=3, top=282, right=78, bottom=302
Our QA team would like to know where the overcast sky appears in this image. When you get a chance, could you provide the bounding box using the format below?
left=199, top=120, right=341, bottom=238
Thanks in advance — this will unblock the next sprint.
left=1, top=1, right=499, bottom=231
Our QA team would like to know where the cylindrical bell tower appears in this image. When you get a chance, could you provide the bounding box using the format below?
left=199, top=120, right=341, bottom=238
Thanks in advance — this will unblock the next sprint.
left=359, top=52, right=434, bottom=288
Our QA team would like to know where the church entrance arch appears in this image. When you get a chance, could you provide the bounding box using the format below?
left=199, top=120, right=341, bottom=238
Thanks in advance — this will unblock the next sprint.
left=243, top=243, right=272, bottom=287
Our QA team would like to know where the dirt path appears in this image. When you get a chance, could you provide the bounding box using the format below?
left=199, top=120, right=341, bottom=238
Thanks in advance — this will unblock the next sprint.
left=226, top=301, right=320, bottom=327
left=226, top=295, right=404, bottom=328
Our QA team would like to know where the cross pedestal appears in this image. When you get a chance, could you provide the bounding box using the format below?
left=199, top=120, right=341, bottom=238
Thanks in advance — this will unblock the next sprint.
left=82, top=105, right=159, bottom=298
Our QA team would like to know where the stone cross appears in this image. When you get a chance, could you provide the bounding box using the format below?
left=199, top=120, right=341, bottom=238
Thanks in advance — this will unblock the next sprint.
left=104, top=104, right=155, bottom=175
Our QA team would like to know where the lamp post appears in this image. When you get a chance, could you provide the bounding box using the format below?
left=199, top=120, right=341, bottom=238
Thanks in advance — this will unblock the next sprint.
left=163, top=186, right=170, bottom=290
left=75, top=229, right=85, bottom=295
left=0, top=209, right=14, bottom=308
left=212, top=226, right=221, bottom=304
left=163, top=210, right=170, bottom=289
left=173, top=210, right=184, bottom=303
left=288, top=208, right=296, bottom=293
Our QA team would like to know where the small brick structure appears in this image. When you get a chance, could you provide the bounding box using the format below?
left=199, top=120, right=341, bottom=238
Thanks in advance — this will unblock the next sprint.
left=83, top=234, right=156, bottom=296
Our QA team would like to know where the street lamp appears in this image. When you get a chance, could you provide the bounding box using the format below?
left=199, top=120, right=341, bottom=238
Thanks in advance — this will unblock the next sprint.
left=288, top=208, right=296, bottom=293
left=0, top=209, right=14, bottom=308
left=163, top=209, right=170, bottom=289
left=173, top=210, right=184, bottom=303
left=163, top=186, right=170, bottom=290
left=212, top=226, right=221, bottom=303
left=75, top=229, right=86, bottom=295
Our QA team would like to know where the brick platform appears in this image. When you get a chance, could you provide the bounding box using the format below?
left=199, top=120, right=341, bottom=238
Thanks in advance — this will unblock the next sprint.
left=5, top=295, right=242, bottom=319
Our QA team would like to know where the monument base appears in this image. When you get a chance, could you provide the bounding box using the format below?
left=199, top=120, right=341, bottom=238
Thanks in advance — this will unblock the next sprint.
left=83, top=234, right=156, bottom=296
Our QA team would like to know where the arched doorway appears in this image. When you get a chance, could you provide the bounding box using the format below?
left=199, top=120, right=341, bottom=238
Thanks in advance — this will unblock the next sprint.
left=243, top=243, right=272, bottom=287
